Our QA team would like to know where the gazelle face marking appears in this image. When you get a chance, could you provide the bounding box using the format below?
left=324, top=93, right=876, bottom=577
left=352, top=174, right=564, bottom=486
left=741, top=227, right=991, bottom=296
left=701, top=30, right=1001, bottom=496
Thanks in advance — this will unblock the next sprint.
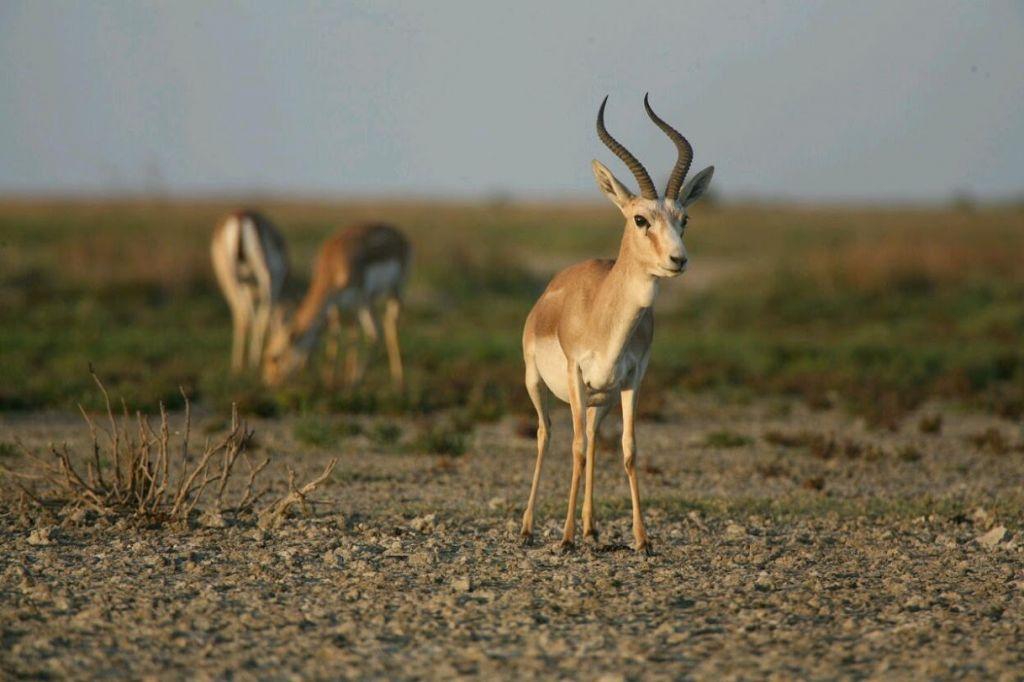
left=621, top=197, right=689, bottom=278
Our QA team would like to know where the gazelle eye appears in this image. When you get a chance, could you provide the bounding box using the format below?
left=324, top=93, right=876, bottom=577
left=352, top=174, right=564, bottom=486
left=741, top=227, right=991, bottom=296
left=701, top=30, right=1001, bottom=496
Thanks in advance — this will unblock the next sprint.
left=633, top=215, right=649, bottom=228
left=682, top=216, right=689, bottom=227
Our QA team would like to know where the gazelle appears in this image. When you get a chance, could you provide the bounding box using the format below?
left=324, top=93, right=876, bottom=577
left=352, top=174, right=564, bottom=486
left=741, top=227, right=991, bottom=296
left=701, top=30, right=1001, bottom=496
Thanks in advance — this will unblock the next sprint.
left=262, top=223, right=410, bottom=388
left=210, top=210, right=290, bottom=372
left=520, top=95, right=715, bottom=554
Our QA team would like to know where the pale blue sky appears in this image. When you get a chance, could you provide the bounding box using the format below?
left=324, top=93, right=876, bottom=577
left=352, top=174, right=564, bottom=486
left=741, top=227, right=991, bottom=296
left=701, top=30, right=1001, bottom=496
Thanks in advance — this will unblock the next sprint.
left=1, top=1, right=1022, bottom=201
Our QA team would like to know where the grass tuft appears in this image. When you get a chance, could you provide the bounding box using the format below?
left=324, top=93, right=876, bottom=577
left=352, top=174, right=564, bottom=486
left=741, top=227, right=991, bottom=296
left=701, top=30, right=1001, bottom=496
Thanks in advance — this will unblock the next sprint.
left=704, top=430, right=753, bottom=449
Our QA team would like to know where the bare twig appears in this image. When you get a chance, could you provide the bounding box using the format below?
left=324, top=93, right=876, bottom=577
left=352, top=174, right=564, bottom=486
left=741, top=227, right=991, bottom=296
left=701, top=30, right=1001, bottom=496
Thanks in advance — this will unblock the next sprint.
left=259, top=459, right=337, bottom=529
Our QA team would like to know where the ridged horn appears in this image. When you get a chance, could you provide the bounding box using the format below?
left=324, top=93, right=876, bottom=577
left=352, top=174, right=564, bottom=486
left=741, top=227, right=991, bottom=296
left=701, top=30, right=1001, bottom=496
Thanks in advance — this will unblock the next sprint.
left=596, top=96, right=657, bottom=200
left=644, top=93, right=693, bottom=201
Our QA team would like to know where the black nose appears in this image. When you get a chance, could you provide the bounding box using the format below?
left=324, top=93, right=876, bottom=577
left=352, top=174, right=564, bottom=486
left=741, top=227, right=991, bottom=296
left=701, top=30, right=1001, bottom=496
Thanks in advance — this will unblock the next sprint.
left=670, top=255, right=687, bottom=268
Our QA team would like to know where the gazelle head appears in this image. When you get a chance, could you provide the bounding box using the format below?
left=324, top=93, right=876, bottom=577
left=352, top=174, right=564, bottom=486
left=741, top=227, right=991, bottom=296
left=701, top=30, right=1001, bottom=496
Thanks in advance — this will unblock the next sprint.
left=592, top=95, right=714, bottom=279
left=262, top=306, right=308, bottom=385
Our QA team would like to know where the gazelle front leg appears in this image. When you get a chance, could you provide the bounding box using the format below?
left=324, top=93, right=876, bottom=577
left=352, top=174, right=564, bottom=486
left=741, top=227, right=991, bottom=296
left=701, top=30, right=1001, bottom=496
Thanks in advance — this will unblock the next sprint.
left=520, top=356, right=550, bottom=544
left=230, top=294, right=254, bottom=373
left=621, top=385, right=650, bottom=554
left=343, top=305, right=380, bottom=386
left=582, top=403, right=610, bottom=542
left=324, top=305, right=344, bottom=385
left=561, top=364, right=587, bottom=551
left=382, top=296, right=404, bottom=390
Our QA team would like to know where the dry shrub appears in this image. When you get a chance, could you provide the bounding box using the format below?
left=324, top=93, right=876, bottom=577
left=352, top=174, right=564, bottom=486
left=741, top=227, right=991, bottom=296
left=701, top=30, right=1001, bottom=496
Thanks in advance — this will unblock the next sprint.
left=897, top=445, right=923, bottom=462
left=802, top=228, right=1024, bottom=294
left=5, top=371, right=335, bottom=528
left=801, top=476, right=826, bottom=491
left=918, top=414, right=943, bottom=435
left=56, top=226, right=210, bottom=295
left=756, top=461, right=790, bottom=478
left=966, top=427, right=1021, bottom=455
left=763, top=429, right=878, bottom=460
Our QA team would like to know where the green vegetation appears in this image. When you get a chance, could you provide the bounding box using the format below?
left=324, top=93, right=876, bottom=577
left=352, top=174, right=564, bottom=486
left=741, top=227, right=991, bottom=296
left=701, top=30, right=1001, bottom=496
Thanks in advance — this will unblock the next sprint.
left=413, top=417, right=470, bottom=456
left=703, top=430, right=753, bottom=448
left=292, top=415, right=362, bottom=448
left=370, top=422, right=403, bottom=447
left=1, top=200, right=1022, bottom=426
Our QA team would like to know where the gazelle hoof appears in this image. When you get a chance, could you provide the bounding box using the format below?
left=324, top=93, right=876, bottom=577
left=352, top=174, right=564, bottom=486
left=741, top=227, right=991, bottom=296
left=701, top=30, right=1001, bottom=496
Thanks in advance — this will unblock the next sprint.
left=636, top=541, right=653, bottom=556
left=519, top=531, right=534, bottom=547
left=558, top=539, right=575, bottom=554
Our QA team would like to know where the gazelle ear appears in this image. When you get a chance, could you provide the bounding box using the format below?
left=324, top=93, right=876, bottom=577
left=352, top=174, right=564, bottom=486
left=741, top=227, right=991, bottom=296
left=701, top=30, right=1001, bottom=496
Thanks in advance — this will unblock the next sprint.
left=592, top=160, right=635, bottom=210
left=679, top=165, right=714, bottom=207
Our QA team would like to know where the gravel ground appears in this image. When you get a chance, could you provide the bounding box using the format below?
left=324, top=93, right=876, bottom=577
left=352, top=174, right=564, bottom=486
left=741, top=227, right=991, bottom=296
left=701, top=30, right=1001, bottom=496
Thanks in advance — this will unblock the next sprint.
left=2, top=397, right=1023, bottom=680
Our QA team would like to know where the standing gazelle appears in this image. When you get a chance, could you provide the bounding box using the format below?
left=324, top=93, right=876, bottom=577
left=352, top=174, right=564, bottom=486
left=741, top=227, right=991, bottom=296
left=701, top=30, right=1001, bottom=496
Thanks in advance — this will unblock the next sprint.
left=520, top=95, right=715, bottom=553
left=211, top=210, right=289, bottom=372
left=262, top=223, right=410, bottom=388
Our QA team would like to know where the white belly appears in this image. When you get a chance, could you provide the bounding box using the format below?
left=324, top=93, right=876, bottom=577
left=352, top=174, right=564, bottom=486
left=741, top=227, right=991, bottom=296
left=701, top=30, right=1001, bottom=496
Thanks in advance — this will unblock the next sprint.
left=535, top=336, right=570, bottom=403
left=332, top=260, right=402, bottom=310
left=363, top=260, right=402, bottom=299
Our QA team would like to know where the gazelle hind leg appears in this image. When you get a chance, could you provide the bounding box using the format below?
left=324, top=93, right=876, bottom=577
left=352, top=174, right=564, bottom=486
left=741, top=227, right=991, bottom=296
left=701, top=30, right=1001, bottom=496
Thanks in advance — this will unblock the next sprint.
left=230, top=306, right=247, bottom=373
left=621, top=385, right=650, bottom=554
left=382, top=296, right=404, bottom=389
left=520, top=355, right=551, bottom=544
left=230, top=292, right=254, bottom=373
left=248, top=298, right=271, bottom=369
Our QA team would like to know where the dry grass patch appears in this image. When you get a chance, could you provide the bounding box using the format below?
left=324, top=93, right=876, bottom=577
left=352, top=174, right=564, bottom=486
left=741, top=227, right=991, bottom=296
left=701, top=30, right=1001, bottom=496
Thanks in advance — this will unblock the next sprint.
left=2, top=371, right=335, bottom=528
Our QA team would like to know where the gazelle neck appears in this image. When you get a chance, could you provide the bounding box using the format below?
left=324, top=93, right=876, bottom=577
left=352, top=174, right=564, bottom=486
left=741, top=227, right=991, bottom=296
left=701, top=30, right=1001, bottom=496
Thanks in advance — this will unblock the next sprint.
left=289, top=282, right=331, bottom=354
left=587, top=234, right=660, bottom=361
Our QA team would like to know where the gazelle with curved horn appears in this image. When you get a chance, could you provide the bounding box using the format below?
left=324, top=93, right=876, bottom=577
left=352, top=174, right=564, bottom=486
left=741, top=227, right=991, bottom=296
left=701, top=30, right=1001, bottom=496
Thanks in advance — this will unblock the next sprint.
left=262, top=223, right=410, bottom=389
left=211, top=210, right=290, bottom=372
left=519, top=95, right=715, bottom=553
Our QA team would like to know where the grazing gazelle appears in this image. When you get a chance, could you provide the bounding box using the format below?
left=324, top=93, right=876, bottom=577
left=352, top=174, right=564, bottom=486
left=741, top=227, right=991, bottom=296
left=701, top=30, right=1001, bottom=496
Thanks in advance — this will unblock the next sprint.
left=210, top=210, right=290, bottom=372
left=262, top=223, right=410, bottom=388
left=520, top=95, right=715, bottom=553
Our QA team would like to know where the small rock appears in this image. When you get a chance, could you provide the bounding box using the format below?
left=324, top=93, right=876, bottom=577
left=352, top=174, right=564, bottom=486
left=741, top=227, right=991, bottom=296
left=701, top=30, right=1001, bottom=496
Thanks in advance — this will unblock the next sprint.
left=753, top=571, right=775, bottom=592
left=323, top=549, right=343, bottom=568
left=27, top=527, right=56, bottom=546
left=199, top=511, right=227, bottom=528
left=596, top=672, right=625, bottom=682
left=487, top=496, right=506, bottom=511
left=976, top=525, right=1007, bottom=548
left=724, top=522, right=746, bottom=540
left=452, top=576, right=473, bottom=592
left=409, top=514, right=437, bottom=532
left=904, top=595, right=928, bottom=611
left=409, top=551, right=434, bottom=567
left=970, top=507, right=993, bottom=527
